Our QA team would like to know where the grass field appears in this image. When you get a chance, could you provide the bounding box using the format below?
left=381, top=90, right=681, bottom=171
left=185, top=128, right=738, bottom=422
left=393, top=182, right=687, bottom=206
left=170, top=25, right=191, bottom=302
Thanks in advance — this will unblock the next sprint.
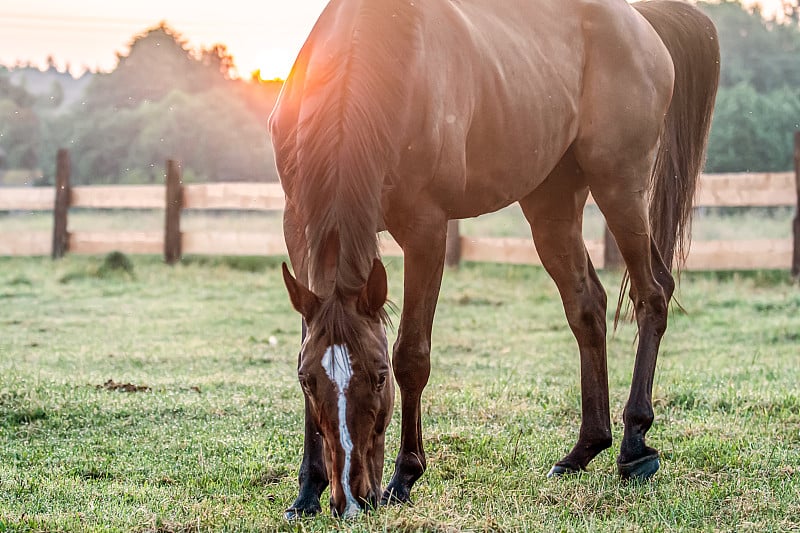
left=0, top=255, right=799, bottom=532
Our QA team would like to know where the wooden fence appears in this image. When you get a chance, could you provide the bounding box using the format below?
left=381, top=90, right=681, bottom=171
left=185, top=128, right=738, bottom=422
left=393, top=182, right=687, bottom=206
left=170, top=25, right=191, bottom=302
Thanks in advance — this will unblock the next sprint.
left=1, top=141, right=799, bottom=274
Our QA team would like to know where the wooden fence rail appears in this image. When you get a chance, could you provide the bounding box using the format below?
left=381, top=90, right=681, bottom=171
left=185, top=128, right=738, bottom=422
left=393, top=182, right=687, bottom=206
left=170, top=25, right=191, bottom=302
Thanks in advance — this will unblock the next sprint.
left=1, top=146, right=799, bottom=274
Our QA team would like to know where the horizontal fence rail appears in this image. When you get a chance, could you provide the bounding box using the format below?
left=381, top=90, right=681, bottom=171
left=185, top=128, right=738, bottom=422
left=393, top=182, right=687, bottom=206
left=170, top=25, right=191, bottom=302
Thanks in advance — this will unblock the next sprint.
left=1, top=146, right=799, bottom=274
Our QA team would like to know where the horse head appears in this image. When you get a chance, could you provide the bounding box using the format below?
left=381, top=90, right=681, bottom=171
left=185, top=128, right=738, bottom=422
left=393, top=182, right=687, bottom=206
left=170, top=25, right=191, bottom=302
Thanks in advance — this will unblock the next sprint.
left=282, top=259, right=393, bottom=518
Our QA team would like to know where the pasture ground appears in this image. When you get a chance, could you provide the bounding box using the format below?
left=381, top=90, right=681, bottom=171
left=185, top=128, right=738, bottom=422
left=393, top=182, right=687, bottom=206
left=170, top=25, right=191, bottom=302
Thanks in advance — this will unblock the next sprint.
left=0, top=255, right=798, bottom=532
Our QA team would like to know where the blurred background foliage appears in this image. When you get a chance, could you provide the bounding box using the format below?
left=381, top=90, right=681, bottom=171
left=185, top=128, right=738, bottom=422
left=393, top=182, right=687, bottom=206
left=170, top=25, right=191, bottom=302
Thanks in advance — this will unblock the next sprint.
left=0, top=24, right=281, bottom=185
left=700, top=0, right=800, bottom=172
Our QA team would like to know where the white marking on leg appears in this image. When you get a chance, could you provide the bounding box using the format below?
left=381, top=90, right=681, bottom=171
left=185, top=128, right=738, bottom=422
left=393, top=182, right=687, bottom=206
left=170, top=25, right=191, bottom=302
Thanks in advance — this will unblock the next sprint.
left=321, top=344, right=360, bottom=518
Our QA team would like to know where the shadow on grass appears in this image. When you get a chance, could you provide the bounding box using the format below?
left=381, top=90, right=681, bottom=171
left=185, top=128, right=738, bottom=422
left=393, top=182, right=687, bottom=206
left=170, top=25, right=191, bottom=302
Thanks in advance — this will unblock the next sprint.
left=180, top=255, right=287, bottom=273
left=59, top=251, right=137, bottom=283
left=1, top=407, right=48, bottom=426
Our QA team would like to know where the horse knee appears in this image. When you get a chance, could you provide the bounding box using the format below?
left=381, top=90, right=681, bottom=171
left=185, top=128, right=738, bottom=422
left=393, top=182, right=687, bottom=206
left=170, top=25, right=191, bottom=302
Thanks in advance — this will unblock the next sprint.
left=392, top=336, right=431, bottom=393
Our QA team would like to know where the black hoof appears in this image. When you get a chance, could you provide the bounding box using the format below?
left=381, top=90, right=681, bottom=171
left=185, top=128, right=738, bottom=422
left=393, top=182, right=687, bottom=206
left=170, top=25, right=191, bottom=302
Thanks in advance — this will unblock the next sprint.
left=618, top=453, right=660, bottom=480
left=284, top=500, right=321, bottom=521
left=284, top=508, right=306, bottom=521
left=380, top=485, right=412, bottom=506
left=547, top=464, right=583, bottom=479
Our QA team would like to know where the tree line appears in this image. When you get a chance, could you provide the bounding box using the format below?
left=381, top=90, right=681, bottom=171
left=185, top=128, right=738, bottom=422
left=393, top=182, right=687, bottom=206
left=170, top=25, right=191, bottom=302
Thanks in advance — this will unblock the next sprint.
left=700, top=1, right=800, bottom=172
left=0, top=24, right=282, bottom=185
left=0, top=1, right=798, bottom=186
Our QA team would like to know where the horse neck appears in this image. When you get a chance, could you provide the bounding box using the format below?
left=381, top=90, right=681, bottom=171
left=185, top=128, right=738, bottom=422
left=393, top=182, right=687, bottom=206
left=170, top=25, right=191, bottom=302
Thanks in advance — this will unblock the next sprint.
left=307, top=220, right=378, bottom=301
left=296, top=2, right=417, bottom=300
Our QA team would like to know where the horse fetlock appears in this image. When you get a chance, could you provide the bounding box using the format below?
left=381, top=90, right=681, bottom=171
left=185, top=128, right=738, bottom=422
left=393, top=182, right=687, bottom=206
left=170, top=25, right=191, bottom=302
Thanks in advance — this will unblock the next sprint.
left=380, top=452, right=426, bottom=505
left=619, top=409, right=660, bottom=479
left=396, top=450, right=426, bottom=480
left=618, top=430, right=658, bottom=465
left=286, top=465, right=328, bottom=520
left=558, top=438, right=610, bottom=472
left=584, top=433, right=613, bottom=455
left=623, top=403, right=655, bottom=434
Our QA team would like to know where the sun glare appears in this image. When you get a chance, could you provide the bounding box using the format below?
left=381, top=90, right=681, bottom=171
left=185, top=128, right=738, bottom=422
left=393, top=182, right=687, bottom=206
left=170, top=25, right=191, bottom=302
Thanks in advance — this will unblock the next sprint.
left=251, top=48, right=295, bottom=80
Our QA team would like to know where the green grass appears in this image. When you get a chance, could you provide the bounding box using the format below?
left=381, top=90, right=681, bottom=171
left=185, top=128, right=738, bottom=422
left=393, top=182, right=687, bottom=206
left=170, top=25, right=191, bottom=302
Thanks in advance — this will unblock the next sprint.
left=0, top=255, right=798, bottom=532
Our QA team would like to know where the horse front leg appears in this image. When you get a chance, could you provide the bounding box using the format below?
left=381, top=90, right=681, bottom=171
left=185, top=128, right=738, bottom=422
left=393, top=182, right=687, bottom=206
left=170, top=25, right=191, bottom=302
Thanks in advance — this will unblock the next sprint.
left=283, top=205, right=329, bottom=519
left=382, top=209, right=448, bottom=505
left=285, top=394, right=329, bottom=519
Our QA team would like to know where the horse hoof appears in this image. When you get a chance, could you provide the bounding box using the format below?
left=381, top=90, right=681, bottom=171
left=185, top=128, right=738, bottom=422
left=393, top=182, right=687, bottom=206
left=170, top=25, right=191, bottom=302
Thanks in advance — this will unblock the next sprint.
left=618, top=453, right=660, bottom=480
left=547, top=464, right=582, bottom=479
left=380, top=487, right=411, bottom=506
left=284, top=506, right=319, bottom=521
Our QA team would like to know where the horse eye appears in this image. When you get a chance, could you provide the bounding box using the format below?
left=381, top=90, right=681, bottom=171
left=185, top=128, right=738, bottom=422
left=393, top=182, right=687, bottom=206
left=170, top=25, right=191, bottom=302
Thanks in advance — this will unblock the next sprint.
left=375, top=373, right=387, bottom=391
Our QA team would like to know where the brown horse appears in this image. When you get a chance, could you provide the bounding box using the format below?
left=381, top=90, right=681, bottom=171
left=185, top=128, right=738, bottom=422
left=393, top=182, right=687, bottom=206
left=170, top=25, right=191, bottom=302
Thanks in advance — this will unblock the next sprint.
left=270, top=0, right=719, bottom=519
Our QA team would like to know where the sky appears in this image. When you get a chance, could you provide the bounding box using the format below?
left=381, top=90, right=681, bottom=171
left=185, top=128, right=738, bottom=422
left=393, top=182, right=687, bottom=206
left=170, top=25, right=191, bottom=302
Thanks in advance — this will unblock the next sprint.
left=0, top=0, right=329, bottom=79
left=0, top=0, right=788, bottom=80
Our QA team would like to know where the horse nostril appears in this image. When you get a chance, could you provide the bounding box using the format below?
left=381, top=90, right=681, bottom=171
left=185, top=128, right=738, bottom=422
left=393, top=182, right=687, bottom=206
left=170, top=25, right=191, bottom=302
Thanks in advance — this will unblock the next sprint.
left=331, top=496, right=362, bottom=519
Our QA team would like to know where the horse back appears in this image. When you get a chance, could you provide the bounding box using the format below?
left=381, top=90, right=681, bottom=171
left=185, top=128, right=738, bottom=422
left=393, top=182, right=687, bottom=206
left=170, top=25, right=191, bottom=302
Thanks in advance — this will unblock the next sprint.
left=271, top=0, right=677, bottom=219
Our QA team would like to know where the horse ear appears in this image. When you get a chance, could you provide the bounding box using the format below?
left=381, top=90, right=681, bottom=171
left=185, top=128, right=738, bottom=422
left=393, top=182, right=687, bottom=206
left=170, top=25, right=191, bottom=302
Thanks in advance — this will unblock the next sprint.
left=282, top=263, right=320, bottom=321
left=359, top=259, right=388, bottom=316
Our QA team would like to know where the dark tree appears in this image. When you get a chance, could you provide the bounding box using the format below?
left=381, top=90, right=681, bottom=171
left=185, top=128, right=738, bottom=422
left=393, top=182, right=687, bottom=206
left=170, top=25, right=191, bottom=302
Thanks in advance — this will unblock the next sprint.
left=82, top=23, right=230, bottom=111
left=699, top=1, right=800, bottom=92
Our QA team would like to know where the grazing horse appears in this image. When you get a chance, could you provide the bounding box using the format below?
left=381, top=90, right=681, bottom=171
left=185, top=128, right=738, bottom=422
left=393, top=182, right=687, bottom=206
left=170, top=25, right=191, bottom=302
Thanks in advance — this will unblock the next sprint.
left=270, top=0, right=719, bottom=519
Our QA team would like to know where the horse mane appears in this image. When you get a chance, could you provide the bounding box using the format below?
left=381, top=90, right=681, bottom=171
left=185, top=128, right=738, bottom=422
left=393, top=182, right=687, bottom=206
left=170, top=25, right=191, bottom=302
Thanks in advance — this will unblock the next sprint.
left=277, top=0, right=418, bottom=299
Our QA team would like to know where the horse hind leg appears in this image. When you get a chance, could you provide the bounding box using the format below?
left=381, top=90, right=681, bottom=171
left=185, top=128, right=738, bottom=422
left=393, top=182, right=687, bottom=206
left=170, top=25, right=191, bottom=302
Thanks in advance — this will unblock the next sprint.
left=615, top=235, right=673, bottom=480
left=519, top=153, right=613, bottom=476
left=584, top=161, right=673, bottom=480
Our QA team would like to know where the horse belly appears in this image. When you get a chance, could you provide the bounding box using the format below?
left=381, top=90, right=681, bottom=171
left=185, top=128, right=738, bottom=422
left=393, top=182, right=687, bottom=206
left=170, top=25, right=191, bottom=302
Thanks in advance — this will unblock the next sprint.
left=442, top=50, right=582, bottom=212
left=462, top=94, right=580, bottom=214
left=386, top=0, right=587, bottom=219
left=432, top=10, right=583, bottom=217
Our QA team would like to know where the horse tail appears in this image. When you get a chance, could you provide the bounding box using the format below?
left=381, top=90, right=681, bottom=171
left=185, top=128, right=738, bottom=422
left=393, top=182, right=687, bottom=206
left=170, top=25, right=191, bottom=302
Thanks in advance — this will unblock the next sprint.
left=635, top=0, right=720, bottom=271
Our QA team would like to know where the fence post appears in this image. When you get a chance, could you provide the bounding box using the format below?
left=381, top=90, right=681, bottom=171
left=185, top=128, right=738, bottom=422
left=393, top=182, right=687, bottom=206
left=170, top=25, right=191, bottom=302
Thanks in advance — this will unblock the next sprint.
left=164, top=160, right=183, bottom=265
left=792, top=131, right=800, bottom=279
left=603, top=225, right=624, bottom=270
left=51, top=149, right=71, bottom=260
left=445, top=219, right=462, bottom=268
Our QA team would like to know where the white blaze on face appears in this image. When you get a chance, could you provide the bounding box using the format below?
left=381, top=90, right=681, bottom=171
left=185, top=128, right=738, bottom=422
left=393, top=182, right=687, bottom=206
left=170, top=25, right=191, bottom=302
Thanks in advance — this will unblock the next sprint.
left=321, top=344, right=361, bottom=518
